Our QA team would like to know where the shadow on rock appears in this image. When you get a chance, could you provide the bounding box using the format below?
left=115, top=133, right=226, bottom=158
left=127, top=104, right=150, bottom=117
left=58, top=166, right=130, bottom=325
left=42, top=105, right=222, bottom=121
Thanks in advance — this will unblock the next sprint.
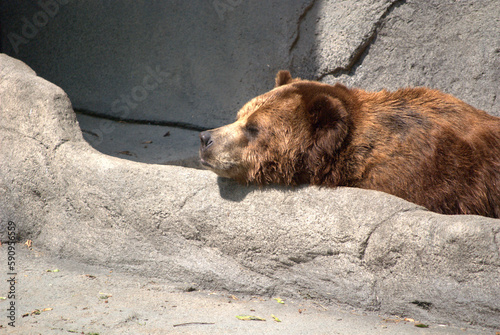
left=216, top=177, right=254, bottom=202
left=216, top=176, right=311, bottom=202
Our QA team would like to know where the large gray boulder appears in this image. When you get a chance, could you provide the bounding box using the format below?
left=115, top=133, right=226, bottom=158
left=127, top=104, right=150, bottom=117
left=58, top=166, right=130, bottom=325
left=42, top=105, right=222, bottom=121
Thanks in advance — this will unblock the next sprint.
left=1, top=54, right=499, bottom=328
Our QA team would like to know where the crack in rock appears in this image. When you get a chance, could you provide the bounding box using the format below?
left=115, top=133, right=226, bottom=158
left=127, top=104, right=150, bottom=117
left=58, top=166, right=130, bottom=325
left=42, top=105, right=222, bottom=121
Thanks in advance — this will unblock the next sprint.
left=289, top=0, right=318, bottom=54
left=53, top=139, right=69, bottom=152
left=358, top=207, right=420, bottom=260
left=317, top=0, right=407, bottom=80
left=177, top=186, right=208, bottom=211
left=1, top=126, right=50, bottom=150
left=493, top=227, right=500, bottom=261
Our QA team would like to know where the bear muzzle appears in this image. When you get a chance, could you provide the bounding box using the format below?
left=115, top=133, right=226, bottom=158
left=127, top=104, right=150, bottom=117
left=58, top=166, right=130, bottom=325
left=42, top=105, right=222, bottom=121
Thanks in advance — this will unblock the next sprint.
left=199, top=131, right=214, bottom=150
left=199, top=130, right=214, bottom=167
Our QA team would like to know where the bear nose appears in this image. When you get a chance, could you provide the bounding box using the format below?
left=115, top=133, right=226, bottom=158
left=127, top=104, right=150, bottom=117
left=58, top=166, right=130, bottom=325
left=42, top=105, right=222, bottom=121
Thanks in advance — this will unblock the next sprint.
left=200, top=131, right=213, bottom=149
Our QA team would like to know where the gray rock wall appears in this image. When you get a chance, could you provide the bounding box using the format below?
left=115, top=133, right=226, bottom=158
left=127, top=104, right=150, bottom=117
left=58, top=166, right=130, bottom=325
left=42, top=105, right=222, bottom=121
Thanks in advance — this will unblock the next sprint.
left=1, top=55, right=500, bottom=328
left=2, top=0, right=498, bottom=130
left=326, top=0, right=500, bottom=115
left=1, top=0, right=310, bottom=127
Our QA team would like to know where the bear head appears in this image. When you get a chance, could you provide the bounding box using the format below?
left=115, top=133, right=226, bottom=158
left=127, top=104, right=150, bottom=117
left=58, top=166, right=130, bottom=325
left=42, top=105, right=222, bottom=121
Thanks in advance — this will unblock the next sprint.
left=199, top=70, right=357, bottom=186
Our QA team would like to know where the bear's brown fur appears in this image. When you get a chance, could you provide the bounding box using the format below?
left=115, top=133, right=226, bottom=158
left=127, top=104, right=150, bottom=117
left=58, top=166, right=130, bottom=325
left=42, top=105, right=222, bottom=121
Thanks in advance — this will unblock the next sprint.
left=200, top=71, right=500, bottom=218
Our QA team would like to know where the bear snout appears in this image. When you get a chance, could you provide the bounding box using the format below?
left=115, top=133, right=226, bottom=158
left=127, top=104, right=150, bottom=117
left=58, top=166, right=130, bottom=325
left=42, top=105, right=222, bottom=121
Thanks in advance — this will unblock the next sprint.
left=199, top=131, right=214, bottom=150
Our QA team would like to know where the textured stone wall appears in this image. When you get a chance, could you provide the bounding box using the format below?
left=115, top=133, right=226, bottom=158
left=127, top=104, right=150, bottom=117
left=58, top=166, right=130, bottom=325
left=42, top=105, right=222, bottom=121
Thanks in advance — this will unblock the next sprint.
left=2, top=0, right=498, bottom=130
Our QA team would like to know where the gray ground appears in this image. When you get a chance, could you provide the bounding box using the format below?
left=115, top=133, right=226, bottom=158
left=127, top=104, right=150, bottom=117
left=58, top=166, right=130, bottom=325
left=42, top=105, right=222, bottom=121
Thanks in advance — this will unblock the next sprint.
left=76, top=113, right=202, bottom=166
left=1, top=246, right=492, bottom=335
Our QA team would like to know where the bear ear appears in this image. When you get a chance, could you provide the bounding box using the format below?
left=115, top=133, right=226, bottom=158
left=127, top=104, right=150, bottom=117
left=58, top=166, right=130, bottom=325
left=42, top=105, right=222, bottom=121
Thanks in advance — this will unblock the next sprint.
left=307, top=94, right=348, bottom=128
left=306, top=94, right=349, bottom=150
left=275, top=70, right=294, bottom=87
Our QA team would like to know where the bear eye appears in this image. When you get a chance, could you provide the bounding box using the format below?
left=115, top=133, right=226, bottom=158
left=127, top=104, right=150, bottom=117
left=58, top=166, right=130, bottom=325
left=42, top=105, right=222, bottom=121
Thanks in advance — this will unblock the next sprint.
left=244, top=124, right=259, bottom=138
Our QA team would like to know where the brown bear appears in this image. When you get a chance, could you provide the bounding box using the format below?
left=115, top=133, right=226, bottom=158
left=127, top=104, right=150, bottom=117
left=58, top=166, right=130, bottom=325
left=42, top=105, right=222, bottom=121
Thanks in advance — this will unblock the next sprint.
left=199, top=71, right=500, bottom=218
